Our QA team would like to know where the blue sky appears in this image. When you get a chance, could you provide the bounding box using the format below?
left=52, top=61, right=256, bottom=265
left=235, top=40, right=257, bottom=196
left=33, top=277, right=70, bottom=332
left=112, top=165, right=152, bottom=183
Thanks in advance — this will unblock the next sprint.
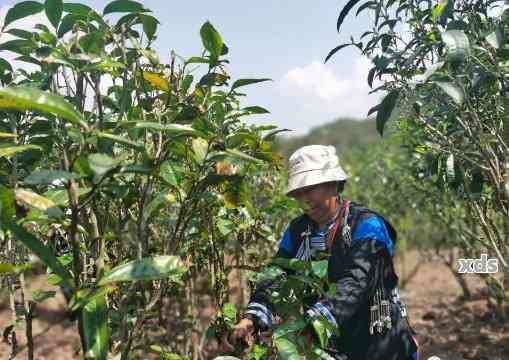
left=0, top=0, right=379, bottom=135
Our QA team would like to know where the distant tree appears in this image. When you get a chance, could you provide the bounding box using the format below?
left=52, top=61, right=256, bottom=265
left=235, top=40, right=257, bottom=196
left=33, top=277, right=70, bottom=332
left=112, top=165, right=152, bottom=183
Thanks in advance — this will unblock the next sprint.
left=329, top=0, right=509, bottom=317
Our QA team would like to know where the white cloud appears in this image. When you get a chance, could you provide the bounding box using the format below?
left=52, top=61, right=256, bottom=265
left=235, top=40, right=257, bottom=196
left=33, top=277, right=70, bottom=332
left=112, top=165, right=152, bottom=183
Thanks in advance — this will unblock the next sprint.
left=281, top=57, right=376, bottom=103
left=278, top=56, right=382, bottom=128
left=283, top=61, right=349, bottom=101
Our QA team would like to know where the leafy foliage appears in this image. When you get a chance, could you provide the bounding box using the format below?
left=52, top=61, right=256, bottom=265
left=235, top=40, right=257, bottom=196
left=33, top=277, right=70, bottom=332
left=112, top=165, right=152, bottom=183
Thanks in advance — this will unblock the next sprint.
left=329, top=0, right=509, bottom=315
left=0, top=1, right=287, bottom=358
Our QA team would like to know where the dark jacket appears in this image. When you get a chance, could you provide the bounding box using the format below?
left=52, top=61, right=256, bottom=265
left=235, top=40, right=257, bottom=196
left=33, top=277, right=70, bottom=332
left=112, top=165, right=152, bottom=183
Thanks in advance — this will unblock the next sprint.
left=246, top=202, right=419, bottom=360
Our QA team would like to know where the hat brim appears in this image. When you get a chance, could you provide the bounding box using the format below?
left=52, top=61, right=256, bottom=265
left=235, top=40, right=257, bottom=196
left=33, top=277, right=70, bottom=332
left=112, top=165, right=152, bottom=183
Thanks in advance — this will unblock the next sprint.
left=286, top=167, right=348, bottom=196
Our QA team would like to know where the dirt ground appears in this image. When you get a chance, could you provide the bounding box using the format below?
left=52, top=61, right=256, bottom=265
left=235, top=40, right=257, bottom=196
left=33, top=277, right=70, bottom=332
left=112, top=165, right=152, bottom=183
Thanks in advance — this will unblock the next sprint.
left=1, top=253, right=508, bottom=360
left=395, top=256, right=509, bottom=360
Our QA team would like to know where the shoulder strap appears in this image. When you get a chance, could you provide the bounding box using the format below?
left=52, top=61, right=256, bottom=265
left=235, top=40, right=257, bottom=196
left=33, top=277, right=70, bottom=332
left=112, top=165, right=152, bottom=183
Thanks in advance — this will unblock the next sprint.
left=326, top=199, right=350, bottom=250
left=288, top=214, right=311, bottom=258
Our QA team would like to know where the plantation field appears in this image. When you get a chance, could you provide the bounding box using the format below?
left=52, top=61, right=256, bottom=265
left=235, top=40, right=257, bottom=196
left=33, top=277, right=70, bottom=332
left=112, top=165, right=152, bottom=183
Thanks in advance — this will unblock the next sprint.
left=0, top=0, right=507, bottom=358
left=2, top=252, right=507, bottom=360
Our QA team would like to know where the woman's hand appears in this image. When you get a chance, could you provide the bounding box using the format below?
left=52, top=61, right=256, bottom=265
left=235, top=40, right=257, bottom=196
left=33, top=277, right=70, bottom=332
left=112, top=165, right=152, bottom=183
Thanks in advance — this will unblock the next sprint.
left=220, top=318, right=254, bottom=353
left=232, top=318, right=254, bottom=340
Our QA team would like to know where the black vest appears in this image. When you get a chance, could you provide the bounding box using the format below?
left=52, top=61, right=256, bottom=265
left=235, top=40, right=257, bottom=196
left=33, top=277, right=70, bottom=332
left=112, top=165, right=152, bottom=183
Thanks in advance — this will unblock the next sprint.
left=286, top=201, right=398, bottom=283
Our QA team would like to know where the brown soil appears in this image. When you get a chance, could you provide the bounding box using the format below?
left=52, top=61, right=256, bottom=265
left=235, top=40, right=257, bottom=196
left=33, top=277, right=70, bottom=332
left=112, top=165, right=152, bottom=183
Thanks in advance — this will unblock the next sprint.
left=1, top=253, right=508, bottom=360
left=396, top=255, right=509, bottom=360
left=0, top=274, right=81, bottom=360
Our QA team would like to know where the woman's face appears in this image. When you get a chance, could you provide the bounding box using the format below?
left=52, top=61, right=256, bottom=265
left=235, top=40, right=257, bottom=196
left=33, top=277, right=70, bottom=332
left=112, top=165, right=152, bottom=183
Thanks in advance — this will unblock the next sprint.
left=291, top=182, right=338, bottom=225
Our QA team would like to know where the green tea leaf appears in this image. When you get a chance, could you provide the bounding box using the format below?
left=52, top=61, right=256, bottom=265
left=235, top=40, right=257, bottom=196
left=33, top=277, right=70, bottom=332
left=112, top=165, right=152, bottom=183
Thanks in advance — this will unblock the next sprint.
left=57, top=13, right=82, bottom=38
left=431, top=0, right=448, bottom=22
left=160, top=162, right=180, bottom=188
left=200, top=21, right=223, bottom=60
left=250, top=345, right=268, bottom=360
left=144, top=192, right=174, bottom=221
left=95, top=131, right=145, bottom=151
left=68, top=286, right=112, bottom=312
left=79, top=31, right=104, bottom=55
left=83, top=295, right=109, bottom=360
left=274, top=336, right=301, bottom=360
left=7, top=222, right=74, bottom=289
left=251, top=266, right=285, bottom=283
left=181, top=74, right=194, bottom=94
left=224, top=149, right=262, bottom=164
left=273, top=257, right=310, bottom=272
left=140, top=14, right=159, bottom=40
left=242, top=106, right=270, bottom=114
left=118, top=164, right=150, bottom=175
left=311, top=317, right=328, bottom=348
left=98, top=256, right=186, bottom=285
left=2, top=1, right=44, bottom=30
left=273, top=318, right=307, bottom=339
left=142, top=71, right=170, bottom=92
left=192, top=138, right=208, bottom=163
left=15, top=188, right=63, bottom=217
left=63, top=3, right=95, bottom=15
left=0, top=145, right=41, bottom=158
left=44, top=187, right=90, bottom=206
left=185, top=57, right=209, bottom=65
left=217, top=218, right=234, bottom=236
left=0, top=186, right=15, bottom=223
left=262, top=128, right=291, bottom=141
left=47, top=273, right=63, bottom=285
left=0, top=39, right=35, bottom=55
left=121, top=121, right=197, bottom=135
left=114, top=12, right=139, bottom=29
left=88, top=153, right=120, bottom=178
left=221, top=303, right=237, bottom=326
left=25, top=170, right=80, bottom=185
left=337, top=0, right=362, bottom=32
left=223, top=179, right=248, bottom=206
left=199, top=72, right=229, bottom=86
left=45, top=0, right=63, bottom=28
left=5, top=29, right=34, bottom=40
left=231, top=78, right=271, bottom=91
left=375, top=89, right=399, bottom=135
left=325, top=43, right=353, bottom=63
left=0, top=59, right=13, bottom=74
left=103, top=0, right=145, bottom=15
left=15, top=55, right=41, bottom=66
left=0, top=86, right=88, bottom=130
left=311, top=260, right=328, bottom=279
left=0, top=263, right=16, bottom=274
left=0, top=262, right=32, bottom=275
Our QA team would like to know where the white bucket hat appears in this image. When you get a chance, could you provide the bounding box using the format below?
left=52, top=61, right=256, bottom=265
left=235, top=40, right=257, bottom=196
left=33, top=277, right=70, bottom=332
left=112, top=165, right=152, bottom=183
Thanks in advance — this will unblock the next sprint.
left=286, top=145, right=348, bottom=195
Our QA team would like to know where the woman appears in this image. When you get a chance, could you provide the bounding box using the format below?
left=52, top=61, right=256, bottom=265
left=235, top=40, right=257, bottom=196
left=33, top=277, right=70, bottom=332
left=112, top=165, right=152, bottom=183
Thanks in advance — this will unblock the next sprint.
left=232, top=145, right=419, bottom=360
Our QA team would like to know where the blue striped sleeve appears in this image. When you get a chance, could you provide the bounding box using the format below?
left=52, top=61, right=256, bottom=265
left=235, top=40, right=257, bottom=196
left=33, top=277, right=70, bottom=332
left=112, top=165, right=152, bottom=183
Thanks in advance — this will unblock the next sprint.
left=309, top=302, right=338, bottom=328
left=306, top=302, right=338, bottom=340
left=352, top=215, right=394, bottom=256
left=245, top=302, right=273, bottom=329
